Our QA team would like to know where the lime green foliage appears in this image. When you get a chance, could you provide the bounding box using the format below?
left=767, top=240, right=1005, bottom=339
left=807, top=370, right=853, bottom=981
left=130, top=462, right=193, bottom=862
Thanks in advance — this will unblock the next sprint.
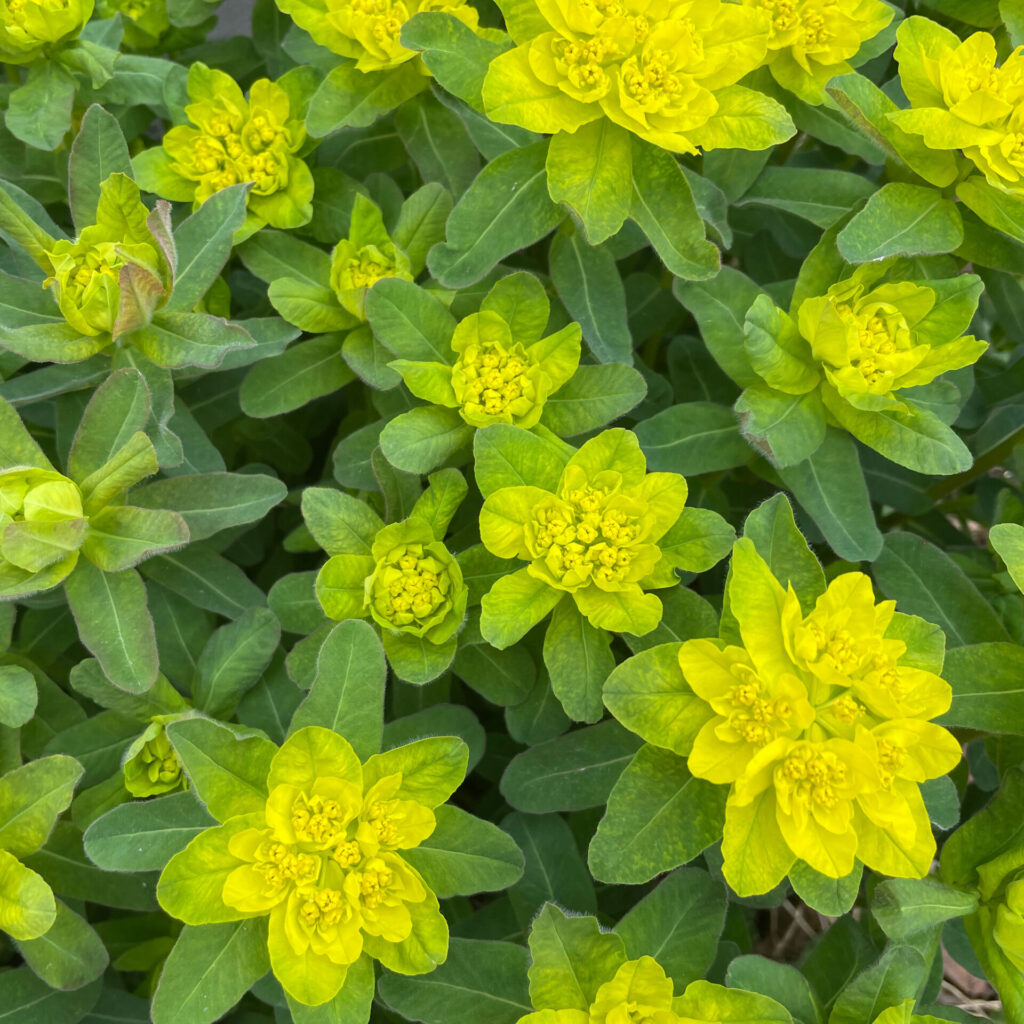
left=0, top=0, right=91, bottom=62
left=158, top=725, right=473, bottom=1005
left=123, top=720, right=186, bottom=798
left=483, top=0, right=794, bottom=154
left=736, top=259, right=986, bottom=473
left=0, top=756, right=82, bottom=941
left=330, top=194, right=414, bottom=320
left=891, top=17, right=1024, bottom=197
left=134, top=63, right=316, bottom=234
left=478, top=427, right=723, bottom=640
left=748, top=0, right=894, bottom=104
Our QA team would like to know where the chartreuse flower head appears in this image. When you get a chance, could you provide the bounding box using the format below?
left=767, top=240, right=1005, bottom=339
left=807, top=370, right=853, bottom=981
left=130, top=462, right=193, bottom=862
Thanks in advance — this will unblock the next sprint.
left=743, top=0, right=893, bottom=104
left=123, top=719, right=185, bottom=798
left=483, top=0, right=795, bottom=155
left=890, top=18, right=1024, bottom=197
left=330, top=194, right=413, bottom=321
left=157, top=723, right=523, bottom=1008
left=133, top=63, right=315, bottom=235
left=380, top=273, right=598, bottom=474
left=96, top=0, right=169, bottom=48
left=0, top=0, right=91, bottom=63
left=274, top=0, right=480, bottom=70
left=610, top=534, right=961, bottom=895
left=479, top=428, right=708, bottom=641
left=518, top=903, right=789, bottom=1024
left=304, top=471, right=469, bottom=682
left=735, top=259, right=986, bottom=473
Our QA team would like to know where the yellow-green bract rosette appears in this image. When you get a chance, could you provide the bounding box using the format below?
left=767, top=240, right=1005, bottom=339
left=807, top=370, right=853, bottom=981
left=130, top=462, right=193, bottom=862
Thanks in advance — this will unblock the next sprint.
left=479, top=428, right=688, bottom=639
left=482, top=0, right=793, bottom=154
left=0, top=0, right=91, bottom=62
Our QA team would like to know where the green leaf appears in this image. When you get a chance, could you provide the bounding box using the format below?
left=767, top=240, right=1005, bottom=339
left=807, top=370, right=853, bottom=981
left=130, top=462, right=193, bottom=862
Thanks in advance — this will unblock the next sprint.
left=151, top=919, right=270, bottom=1024
left=777, top=429, right=882, bottom=562
left=400, top=12, right=508, bottom=110
left=0, top=969, right=100, bottom=1023
left=395, top=91, right=480, bottom=197
left=402, top=805, right=523, bottom=898
left=837, top=184, right=964, bottom=262
left=5, top=64, right=75, bottom=152
left=194, top=607, right=281, bottom=720
left=141, top=545, right=267, bottom=620
left=956, top=175, right=1024, bottom=247
left=602, top=643, right=711, bottom=757
left=940, top=643, right=1024, bottom=732
left=480, top=568, right=563, bottom=649
left=285, top=953, right=374, bottom=1024
left=500, top=720, right=641, bottom=813
left=528, top=903, right=626, bottom=1012
left=241, top=334, right=354, bottom=418
left=473, top=422, right=571, bottom=497
left=453, top=640, right=535, bottom=706
left=80, top=505, right=189, bottom=571
left=629, top=138, right=720, bottom=280
left=873, top=532, right=1011, bottom=647
left=14, top=901, right=107, bottom=991
left=991, top=522, right=1024, bottom=594
left=540, top=362, right=646, bottom=437
left=737, top=166, right=876, bottom=228
left=725, top=958, right=821, bottom=1024
left=365, top=278, right=456, bottom=363
left=67, top=367, right=151, bottom=483
left=789, top=860, right=862, bottom=917
left=379, top=938, right=530, bottom=1024
left=871, top=877, right=978, bottom=941
left=379, top=406, right=473, bottom=475
left=658, top=508, right=735, bottom=574
left=68, top=105, right=132, bottom=232
left=381, top=630, right=456, bottom=685
left=428, top=142, right=564, bottom=289
left=306, top=61, right=427, bottom=136
left=588, top=743, right=726, bottom=884
left=0, top=756, right=82, bottom=858
left=84, top=791, right=216, bottom=872
left=165, top=717, right=275, bottom=822
left=635, top=402, right=751, bottom=474
left=65, top=562, right=159, bottom=694
left=0, top=849, right=54, bottom=943
left=128, top=471, right=287, bottom=541
left=289, top=619, right=385, bottom=758
left=828, top=945, right=928, bottom=1024
left=166, top=183, right=250, bottom=313
left=615, top=867, right=726, bottom=989
left=129, top=313, right=254, bottom=369
left=543, top=597, right=614, bottom=723
left=546, top=119, right=633, bottom=244
left=549, top=229, right=632, bottom=365
left=0, top=666, right=37, bottom=728
left=735, top=386, right=826, bottom=469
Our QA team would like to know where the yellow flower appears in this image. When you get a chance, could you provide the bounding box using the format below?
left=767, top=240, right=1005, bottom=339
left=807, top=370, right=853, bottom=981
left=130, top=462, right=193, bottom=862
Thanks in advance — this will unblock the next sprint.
left=275, top=0, right=480, bottom=71
left=0, top=0, right=91, bottom=63
left=744, top=0, right=893, bottom=104
left=679, top=540, right=961, bottom=891
left=890, top=18, right=1024, bottom=196
left=483, top=0, right=794, bottom=154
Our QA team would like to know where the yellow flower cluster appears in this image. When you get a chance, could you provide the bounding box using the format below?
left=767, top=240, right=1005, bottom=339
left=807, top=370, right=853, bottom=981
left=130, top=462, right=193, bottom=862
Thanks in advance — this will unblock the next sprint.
left=223, top=757, right=435, bottom=997
left=329, top=239, right=412, bottom=320
left=368, top=542, right=455, bottom=634
left=680, top=540, right=961, bottom=890
left=746, top=0, right=892, bottom=103
left=451, top=337, right=539, bottom=425
left=892, top=20, right=1024, bottom=196
left=275, top=0, right=480, bottom=71
left=0, top=0, right=91, bottom=63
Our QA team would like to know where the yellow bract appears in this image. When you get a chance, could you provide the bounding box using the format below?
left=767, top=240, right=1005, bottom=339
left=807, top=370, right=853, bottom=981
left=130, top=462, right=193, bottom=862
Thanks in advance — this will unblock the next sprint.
left=483, top=0, right=784, bottom=153
left=329, top=240, right=412, bottom=320
left=744, top=0, right=892, bottom=104
left=681, top=541, right=961, bottom=890
left=215, top=729, right=439, bottom=1004
left=0, top=0, right=91, bottom=63
left=275, top=0, right=480, bottom=71
left=891, top=19, right=1024, bottom=197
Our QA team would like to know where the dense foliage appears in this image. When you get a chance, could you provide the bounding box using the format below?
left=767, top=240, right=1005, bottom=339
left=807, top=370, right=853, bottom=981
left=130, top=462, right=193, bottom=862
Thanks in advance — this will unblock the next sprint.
left=1, top=0, right=1024, bottom=1022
